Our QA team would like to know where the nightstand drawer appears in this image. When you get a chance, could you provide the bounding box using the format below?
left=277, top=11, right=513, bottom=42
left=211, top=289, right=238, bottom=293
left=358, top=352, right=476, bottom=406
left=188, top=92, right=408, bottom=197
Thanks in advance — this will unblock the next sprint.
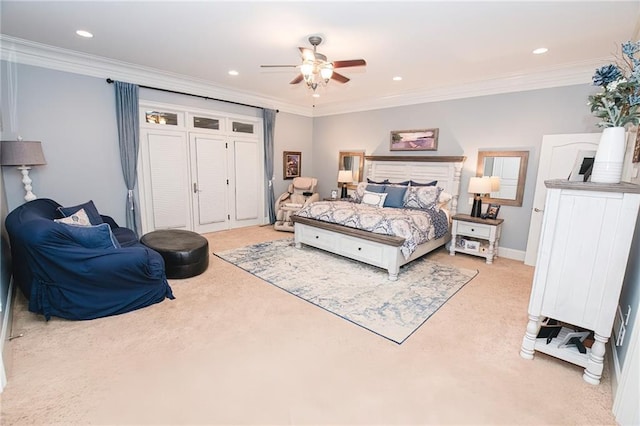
left=456, top=222, right=491, bottom=239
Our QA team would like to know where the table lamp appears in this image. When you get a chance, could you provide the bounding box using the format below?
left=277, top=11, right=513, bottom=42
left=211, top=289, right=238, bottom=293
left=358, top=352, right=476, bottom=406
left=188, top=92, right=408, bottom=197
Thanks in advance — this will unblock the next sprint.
left=338, top=170, right=352, bottom=198
left=468, top=176, right=492, bottom=218
left=1, top=139, right=47, bottom=202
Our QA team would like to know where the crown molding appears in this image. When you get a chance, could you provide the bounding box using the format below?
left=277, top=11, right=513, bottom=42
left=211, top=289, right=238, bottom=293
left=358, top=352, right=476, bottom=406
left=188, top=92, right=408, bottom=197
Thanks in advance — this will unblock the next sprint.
left=1, top=35, right=603, bottom=118
left=312, top=60, right=601, bottom=117
left=0, top=35, right=314, bottom=117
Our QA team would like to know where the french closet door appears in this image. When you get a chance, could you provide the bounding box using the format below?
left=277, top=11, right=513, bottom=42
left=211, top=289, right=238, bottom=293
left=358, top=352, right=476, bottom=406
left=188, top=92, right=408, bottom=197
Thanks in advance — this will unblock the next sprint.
left=189, top=134, right=262, bottom=233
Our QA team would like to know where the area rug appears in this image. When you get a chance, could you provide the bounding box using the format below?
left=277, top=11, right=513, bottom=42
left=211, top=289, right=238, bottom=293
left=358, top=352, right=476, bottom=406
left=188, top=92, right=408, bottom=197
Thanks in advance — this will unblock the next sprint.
left=215, top=238, right=478, bottom=344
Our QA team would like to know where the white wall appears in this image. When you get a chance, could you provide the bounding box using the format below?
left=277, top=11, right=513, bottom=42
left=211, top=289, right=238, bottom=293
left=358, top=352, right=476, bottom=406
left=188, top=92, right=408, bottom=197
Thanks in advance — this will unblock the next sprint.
left=312, top=85, right=600, bottom=252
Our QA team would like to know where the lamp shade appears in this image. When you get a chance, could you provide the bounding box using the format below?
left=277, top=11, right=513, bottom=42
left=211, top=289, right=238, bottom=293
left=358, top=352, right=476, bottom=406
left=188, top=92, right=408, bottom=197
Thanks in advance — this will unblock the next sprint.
left=1, top=140, right=47, bottom=166
left=490, top=176, right=501, bottom=192
left=338, top=170, right=353, bottom=183
left=468, top=176, right=492, bottom=194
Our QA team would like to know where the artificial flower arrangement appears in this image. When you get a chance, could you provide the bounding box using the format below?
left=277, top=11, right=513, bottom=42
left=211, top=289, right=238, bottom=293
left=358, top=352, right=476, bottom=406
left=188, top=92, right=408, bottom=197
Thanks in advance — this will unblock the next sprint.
left=588, top=40, right=640, bottom=128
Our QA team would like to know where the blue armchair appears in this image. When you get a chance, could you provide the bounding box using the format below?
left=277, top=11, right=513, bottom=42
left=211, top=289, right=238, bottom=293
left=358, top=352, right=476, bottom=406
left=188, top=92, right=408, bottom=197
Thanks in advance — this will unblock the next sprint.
left=5, top=198, right=174, bottom=320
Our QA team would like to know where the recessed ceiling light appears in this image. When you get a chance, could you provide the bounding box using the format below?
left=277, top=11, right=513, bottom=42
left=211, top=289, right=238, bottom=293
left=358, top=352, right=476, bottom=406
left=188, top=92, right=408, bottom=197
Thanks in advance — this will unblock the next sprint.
left=228, top=70, right=239, bottom=76
left=533, top=47, right=548, bottom=55
left=76, top=30, right=93, bottom=38
left=312, top=93, right=320, bottom=98
left=393, top=76, right=403, bottom=81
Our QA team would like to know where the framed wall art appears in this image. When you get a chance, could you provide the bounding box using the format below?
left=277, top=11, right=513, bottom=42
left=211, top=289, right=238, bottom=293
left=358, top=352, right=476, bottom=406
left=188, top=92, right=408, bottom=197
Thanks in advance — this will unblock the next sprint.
left=283, top=151, right=301, bottom=179
left=390, top=128, right=439, bottom=151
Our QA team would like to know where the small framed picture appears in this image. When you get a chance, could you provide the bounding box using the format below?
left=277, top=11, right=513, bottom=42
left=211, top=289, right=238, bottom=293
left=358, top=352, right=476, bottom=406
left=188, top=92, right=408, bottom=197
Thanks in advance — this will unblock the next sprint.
left=464, top=240, right=480, bottom=252
left=283, top=151, right=301, bottom=179
left=569, top=150, right=596, bottom=182
left=330, top=189, right=338, bottom=199
left=484, top=204, right=501, bottom=219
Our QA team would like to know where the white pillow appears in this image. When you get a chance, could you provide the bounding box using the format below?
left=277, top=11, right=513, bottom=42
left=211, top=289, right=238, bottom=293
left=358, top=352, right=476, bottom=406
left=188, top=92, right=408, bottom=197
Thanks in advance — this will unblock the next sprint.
left=361, top=191, right=388, bottom=207
left=54, top=208, right=92, bottom=226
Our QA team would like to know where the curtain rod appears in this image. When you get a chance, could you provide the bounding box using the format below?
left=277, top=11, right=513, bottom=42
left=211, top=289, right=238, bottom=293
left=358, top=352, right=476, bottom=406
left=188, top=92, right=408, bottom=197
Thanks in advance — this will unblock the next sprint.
left=105, top=78, right=278, bottom=113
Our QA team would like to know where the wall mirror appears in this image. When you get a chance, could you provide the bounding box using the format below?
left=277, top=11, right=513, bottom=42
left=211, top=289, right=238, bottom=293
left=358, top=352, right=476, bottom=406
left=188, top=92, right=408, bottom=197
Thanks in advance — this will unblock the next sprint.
left=477, top=150, right=529, bottom=207
left=338, top=151, right=365, bottom=189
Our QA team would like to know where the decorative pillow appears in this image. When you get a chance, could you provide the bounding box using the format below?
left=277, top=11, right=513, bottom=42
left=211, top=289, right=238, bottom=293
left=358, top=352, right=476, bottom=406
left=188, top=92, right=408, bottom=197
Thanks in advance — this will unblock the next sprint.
left=438, top=191, right=453, bottom=208
left=410, top=180, right=438, bottom=187
left=403, top=186, right=443, bottom=210
left=367, top=178, right=390, bottom=184
left=58, top=200, right=103, bottom=225
left=383, top=185, right=408, bottom=208
left=365, top=184, right=386, bottom=193
left=390, top=180, right=411, bottom=186
left=54, top=208, right=92, bottom=226
left=58, top=222, right=120, bottom=249
left=361, top=190, right=388, bottom=207
left=353, top=182, right=368, bottom=203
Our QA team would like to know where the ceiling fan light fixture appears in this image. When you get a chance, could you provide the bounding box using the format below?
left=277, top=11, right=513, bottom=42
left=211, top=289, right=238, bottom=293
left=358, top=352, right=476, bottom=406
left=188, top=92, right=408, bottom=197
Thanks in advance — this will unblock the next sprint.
left=301, top=61, right=314, bottom=78
left=320, top=65, right=333, bottom=81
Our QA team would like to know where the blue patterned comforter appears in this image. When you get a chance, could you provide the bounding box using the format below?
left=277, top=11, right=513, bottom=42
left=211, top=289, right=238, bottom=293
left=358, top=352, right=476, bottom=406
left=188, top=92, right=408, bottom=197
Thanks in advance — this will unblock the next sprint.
left=294, top=201, right=449, bottom=259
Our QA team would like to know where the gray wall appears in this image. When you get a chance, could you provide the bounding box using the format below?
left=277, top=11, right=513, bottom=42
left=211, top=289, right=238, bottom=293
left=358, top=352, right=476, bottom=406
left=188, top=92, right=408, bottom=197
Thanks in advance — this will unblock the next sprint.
left=313, top=85, right=600, bottom=251
left=0, top=62, right=314, bottom=222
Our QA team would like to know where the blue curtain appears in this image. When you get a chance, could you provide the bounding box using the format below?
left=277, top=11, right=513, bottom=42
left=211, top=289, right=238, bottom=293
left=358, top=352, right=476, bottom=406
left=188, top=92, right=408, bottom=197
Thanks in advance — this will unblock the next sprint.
left=263, top=108, right=277, bottom=224
left=114, top=81, right=142, bottom=235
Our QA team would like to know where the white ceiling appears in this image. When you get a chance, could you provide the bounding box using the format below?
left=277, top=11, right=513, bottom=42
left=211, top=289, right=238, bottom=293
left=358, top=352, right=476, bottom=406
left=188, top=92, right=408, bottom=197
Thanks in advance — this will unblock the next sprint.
left=1, top=1, right=640, bottom=116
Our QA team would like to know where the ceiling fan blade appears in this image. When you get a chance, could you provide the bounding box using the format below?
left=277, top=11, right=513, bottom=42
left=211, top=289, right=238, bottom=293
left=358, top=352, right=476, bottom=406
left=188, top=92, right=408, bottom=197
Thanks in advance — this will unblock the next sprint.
left=260, top=65, right=298, bottom=68
left=289, top=74, right=304, bottom=84
left=299, top=47, right=315, bottom=62
left=333, top=59, right=367, bottom=68
left=331, top=72, right=350, bottom=84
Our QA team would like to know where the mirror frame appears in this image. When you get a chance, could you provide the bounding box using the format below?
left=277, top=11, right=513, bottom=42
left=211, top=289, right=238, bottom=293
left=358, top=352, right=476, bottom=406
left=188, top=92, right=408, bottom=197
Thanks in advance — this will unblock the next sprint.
left=338, top=151, right=365, bottom=189
left=476, top=150, right=529, bottom=207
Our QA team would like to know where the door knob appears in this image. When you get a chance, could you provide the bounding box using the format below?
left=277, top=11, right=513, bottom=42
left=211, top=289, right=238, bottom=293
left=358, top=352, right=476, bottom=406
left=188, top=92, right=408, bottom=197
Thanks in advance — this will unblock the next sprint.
left=534, top=207, right=544, bottom=213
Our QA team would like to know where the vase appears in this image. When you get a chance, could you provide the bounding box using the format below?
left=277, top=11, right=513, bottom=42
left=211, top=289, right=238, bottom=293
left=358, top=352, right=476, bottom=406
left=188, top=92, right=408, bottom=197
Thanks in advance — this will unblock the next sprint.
left=590, top=127, right=626, bottom=184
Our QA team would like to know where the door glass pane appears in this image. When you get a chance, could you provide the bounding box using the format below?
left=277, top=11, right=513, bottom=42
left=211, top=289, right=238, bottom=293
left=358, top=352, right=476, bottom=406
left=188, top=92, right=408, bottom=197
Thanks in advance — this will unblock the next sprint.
left=145, top=111, right=178, bottom=125
left=193, top=116, right=220, bottom=130
left=232, top=121, right=254, bottom=134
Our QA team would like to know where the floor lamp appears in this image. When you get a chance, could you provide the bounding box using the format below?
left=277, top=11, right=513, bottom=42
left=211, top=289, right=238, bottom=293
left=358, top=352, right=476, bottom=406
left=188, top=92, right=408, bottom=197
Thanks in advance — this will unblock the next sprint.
left=468, top=176, right=492, bottom=218
left=1, top=139, right=47, bottom=202
left=338, top=170, right=352, bottom=199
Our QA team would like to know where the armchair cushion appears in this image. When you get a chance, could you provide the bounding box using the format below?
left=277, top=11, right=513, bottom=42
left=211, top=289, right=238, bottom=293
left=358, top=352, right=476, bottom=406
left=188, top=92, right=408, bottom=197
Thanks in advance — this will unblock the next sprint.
left=58, top=222, right=121, bottom=250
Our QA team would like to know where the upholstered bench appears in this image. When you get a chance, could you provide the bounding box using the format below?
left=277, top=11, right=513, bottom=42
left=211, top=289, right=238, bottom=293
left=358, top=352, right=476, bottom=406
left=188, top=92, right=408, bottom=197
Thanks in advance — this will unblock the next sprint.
left=141, top=230, right=209, bottom=279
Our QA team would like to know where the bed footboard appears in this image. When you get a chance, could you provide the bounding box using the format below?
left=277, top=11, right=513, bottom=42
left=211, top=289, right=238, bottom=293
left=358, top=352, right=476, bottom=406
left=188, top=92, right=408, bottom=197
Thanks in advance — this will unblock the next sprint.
left=292, top=216, right=447, bottom=280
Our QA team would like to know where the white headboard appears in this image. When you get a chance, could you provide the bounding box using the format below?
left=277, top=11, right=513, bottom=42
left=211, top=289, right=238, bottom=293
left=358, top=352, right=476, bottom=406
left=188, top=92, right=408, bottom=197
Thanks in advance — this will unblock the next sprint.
left=364, top=156, right=466, bottom=215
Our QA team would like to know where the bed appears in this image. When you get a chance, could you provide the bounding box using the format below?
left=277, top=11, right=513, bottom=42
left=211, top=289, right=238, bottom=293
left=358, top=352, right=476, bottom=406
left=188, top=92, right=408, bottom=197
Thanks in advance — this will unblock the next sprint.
left=292, top=156, right=466, bottom=280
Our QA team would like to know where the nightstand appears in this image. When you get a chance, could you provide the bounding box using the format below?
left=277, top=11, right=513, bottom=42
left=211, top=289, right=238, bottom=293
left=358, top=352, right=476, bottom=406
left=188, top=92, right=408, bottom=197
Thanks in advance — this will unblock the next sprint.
left=449, top=213, right=503, bottom=264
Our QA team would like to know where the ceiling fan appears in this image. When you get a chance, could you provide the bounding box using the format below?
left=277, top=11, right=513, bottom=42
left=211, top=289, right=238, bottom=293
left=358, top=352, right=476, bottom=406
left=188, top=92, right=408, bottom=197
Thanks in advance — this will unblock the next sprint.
left=260, top=36, right=366, bottom=92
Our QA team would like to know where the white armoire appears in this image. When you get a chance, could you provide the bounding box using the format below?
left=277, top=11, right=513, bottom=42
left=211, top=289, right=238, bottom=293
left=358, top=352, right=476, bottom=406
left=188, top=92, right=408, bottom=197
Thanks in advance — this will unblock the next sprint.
left=520, top=179, right=640, bottom=384
left=138, top=102, right=264, bottom=234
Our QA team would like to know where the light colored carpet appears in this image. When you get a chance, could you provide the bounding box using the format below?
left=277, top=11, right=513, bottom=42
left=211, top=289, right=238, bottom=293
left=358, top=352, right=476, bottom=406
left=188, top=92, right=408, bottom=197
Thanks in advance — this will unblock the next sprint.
left=216, top=238, right=478, bottom=344
left=0, top=226, right=617, bottom=425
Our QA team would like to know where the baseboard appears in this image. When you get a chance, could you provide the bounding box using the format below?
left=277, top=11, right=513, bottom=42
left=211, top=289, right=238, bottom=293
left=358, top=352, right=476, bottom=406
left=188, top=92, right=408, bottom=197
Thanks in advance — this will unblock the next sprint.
left=498, top=247, right=525, bottom=262
left=0, top=277, right=14, bottom=393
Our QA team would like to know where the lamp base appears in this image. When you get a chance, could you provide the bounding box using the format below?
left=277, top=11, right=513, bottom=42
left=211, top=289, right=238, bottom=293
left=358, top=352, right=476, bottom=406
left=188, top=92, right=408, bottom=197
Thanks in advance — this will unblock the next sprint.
left=18, top=166, right=37, bottom=202
left=341, top=185, right=348, bottom=199
left=471, top=196, right=482, bottom=218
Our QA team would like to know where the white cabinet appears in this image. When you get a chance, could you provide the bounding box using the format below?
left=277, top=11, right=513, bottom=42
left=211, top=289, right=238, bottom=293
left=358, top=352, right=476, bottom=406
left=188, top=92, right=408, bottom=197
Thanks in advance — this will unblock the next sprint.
left=139, top=103, right=264, bottom=234
left=520, top=180, right=640, bottom=384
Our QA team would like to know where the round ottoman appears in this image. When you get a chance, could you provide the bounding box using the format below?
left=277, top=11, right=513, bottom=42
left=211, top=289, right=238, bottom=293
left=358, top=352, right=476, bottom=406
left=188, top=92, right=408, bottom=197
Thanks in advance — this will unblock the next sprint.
left=140, top=230, right=209, bottom=279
